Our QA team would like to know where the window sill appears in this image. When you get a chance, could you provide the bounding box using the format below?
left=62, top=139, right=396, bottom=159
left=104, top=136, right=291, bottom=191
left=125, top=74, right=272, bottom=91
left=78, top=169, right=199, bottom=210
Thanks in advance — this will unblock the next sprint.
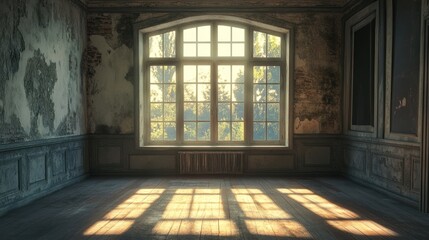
left=138, top=145, right=291, bottom=151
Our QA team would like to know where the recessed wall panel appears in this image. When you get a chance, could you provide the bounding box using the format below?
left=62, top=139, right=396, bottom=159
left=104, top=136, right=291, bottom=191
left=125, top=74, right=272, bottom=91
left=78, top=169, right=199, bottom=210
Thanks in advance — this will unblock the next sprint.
left=0, top=159, right=20, bottom=195
left=28, top=154, right=46, bottom=184
left=371, top=154, right=404, bottom=184
left=304, top=146, right=331, bottom=166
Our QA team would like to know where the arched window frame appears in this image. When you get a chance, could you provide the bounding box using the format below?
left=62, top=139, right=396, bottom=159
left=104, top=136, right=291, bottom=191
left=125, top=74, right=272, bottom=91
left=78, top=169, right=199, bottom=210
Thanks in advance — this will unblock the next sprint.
left=134, top=15, right=293, bottom=148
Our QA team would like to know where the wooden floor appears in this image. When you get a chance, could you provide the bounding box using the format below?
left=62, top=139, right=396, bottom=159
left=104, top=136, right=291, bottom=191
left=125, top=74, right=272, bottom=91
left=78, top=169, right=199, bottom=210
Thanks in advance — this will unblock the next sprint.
left=0, top=177, right=429, bottom=239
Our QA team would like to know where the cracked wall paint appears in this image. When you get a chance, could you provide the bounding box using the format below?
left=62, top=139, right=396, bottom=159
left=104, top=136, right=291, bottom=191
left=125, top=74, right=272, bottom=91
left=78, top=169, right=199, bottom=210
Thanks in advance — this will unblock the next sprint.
left=87, top=12, right=342, bottom=135
left=87, top=14, right=135, bottom=134
left=88, top=35, right=134, bottom=134
left=0, top=0, right=86, bottom=144
left=281, top=13, right=342, bottom=134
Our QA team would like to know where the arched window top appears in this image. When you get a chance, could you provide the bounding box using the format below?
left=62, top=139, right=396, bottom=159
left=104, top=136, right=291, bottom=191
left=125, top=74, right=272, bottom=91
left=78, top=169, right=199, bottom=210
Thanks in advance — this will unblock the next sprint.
left=137, top=15, right=291, bottom=34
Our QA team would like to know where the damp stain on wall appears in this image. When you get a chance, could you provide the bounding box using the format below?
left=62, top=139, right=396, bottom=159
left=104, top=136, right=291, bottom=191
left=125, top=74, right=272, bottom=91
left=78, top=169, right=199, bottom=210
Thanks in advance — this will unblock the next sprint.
left=0, top=0, right=26, bottom=124
left=24, top=49, right=57, bottom=137
left=0, top=0, right=87, bottom=144
left=87, top=13, right=135, bottom=134
left=284, top=13, right=342, bottom=134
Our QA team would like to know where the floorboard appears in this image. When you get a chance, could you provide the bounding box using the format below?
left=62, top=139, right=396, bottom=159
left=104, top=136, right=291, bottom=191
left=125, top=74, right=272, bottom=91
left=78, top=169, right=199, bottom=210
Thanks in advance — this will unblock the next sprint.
left=0, top=176, right=428, bottom=239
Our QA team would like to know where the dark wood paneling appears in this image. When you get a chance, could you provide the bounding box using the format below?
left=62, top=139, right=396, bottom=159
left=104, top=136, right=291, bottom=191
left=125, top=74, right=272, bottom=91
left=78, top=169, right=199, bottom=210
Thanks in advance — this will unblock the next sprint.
left=0, top=157, right=20, bottom=195
left=342, top=136, right=420, bottom=206
left=389, top=0, right=421, bottom=135
left=87, top=0, right=345, bottom=13
left=0, top=136, right=87, bottom=216
left=304, top=146, right=331, bottom=166
left=89, top=134, right=341, bottom=175
left=370, top=154, right=404, bottom=184
left=28, top=152, right=47, bottom=186
left=351, top=19, right=375, bottom=126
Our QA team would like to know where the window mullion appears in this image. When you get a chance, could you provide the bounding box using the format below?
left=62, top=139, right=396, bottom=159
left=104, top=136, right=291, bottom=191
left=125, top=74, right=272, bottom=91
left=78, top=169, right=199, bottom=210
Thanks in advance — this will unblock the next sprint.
left=211, top=23, right=218, bottom=144
left=245, top=27, right=253, bottom=146
left=177, top=27, right=184, bottom=145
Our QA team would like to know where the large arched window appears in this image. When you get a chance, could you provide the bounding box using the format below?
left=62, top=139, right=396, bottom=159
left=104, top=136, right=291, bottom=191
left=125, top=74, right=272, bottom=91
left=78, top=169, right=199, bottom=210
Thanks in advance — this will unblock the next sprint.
left=137, top=16, right=291, bottom=147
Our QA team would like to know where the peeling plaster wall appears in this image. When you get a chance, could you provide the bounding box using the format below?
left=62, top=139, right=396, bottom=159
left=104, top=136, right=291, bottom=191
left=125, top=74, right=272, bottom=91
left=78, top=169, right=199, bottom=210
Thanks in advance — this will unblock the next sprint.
left=282, top=13, right=342, bottom=134
left=87, top=12, right=342, bottom=134
left=87, top=14, right=136, bottom=134
left=0, top=0, right=87, bottom=144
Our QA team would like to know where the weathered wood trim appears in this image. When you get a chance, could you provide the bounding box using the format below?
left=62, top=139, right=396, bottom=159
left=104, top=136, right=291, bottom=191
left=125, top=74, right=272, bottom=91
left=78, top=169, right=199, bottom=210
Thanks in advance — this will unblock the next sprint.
left=86, top=1, right=345, bottom=13
left=343, top=135, right=420, bottom=149
left=70, top=0, right=87, bottom=11
left=88, top=6, right=344, bottom=14
left=0, top=136, right=88, bottom=216
left=89, top=133, right=341, bottom=175
left=342, top=136, right=421, bottom=207
left=343, top=2, right=379, bottom=138
left=421, top=16, right=429, bottom=213
left=0, top=135, right=87, bottom=153
left=384, top=0, right=423, bottom=142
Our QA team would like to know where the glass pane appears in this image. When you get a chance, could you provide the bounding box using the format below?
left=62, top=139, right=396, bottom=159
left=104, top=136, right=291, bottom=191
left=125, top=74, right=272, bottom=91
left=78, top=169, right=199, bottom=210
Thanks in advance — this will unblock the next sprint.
left=253, top=103, right=266, bottom=121
left=267, top=103, right=279, bottom=121
left=184, top=27, right=196, bottom=42
left=253, top=66, right=266, bottom=83
left=197, top=84, right=211, bottom=101
left=164, top=84, right=176, bottom=102
left=184, top=122, right=196, bottom=141
left=218, top=43, right=231, bottom=57
left=267, top=34, right=281, bottom=58
left=164, top=103, right=176, bottom=121
left=184, top=43, right=196, bottom=57
left=150, top=66, right=163, bottom=83
left=198, top=26, right=211, bottom=42
left=232, top=43, right=244, bottom=57
left=218, top=122, right=231, bottom=141
left=253, top=122, right=266, bottom=140
left=198, top=43, right=211, bottom=57
left=198, top=65, right=210, bottom=82
left=184, top=65, right=196, bottom=82
left=150, top=103, right=163, bottom=121
left=232, top=103, right=244, bottom=121
left=232, top=84, right=244, bottom=102
left=198, top=103, right=210, bottom=121
left=151, top=122, right=163, bottom=141
left=267, top=66, right=280, bottom=83
left=184, top=84, right=196, bottom=101
left=218, top=25, right=231, bottom=41
left=164, top=31, right=176, bottom=57
left=218, top=84, right=231, bottom=102
left=184, top=103, right=196, bottom=121
left=164, top=122, right=176, bottom=140
left=164, top=66, right=176, bottom=83
left=232, top=65, right=244, bottom=83
left=218, top=103, right=231, bottom=121
left=267, top=85, right=280, bottom=102
left=253, top=84, right=266, bottom=102
left=197, top=122, right=210, bottom=140
left=232, top=27, right=245, bottom=42
left=150, top=84, right=163, bottom=102
left=253, top=31, right=266, bottom=57
left=149, top=34, right=162, bottom=58
left=232, top=122, right=244, bottom=141
left=218, top=65, right=231, bottom=83
left=267, top=122, right=279, bottom=140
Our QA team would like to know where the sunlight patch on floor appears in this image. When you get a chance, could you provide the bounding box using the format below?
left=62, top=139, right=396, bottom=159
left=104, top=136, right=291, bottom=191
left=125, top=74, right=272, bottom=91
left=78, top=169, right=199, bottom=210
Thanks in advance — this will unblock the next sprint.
left=233, top=188, right=311, bottom=237
left=278, top=188, right=398, bottom=237
left=83, top=188, right=165, bottom=236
